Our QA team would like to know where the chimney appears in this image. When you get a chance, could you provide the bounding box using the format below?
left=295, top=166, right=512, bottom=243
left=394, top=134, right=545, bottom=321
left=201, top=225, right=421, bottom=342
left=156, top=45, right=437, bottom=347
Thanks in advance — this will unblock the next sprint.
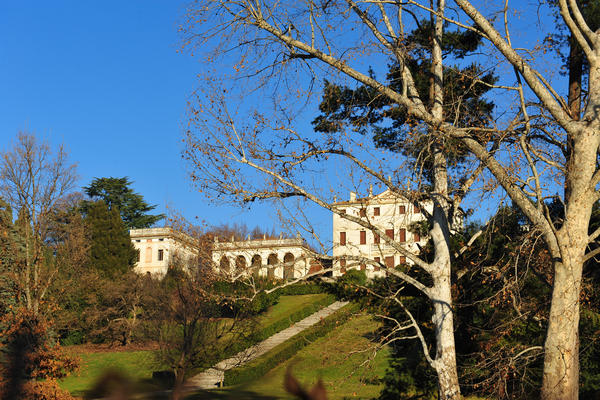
left=350, top=191, right=356, bottom=201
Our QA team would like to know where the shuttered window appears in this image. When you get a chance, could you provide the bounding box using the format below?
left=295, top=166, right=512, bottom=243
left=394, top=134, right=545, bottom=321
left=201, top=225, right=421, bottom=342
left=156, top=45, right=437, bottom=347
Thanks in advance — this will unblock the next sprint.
left=399, top=229, right=406, bottom=242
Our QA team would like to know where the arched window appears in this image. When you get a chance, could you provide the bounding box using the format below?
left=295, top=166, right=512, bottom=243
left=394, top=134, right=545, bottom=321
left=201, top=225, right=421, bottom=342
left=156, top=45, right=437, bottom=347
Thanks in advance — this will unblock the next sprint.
left=236, top=255, right=247, bottom=273
left=283, top=253, right=294, bottom=280
left=267, top=253, right=278, bottom=279
left=219, top=256, right=230, bottom=272
left=251, top=255, right=262, bottom=279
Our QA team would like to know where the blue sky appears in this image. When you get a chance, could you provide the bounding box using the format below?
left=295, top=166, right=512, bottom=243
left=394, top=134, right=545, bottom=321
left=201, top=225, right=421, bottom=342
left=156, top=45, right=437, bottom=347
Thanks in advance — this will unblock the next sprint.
left=0, top=1, right=286, bottom=233
left=0, top=1, right=562, bottom=245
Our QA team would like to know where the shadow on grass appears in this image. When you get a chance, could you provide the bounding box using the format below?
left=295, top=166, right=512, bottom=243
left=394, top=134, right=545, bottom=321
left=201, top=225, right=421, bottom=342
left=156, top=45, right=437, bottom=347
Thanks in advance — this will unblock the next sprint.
left=184, top=389, right=282, bottom=400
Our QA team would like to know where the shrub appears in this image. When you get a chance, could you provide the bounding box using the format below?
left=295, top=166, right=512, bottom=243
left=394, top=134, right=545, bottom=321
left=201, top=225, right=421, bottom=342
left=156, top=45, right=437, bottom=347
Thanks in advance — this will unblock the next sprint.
left=152, top=370, right=176, bottom=388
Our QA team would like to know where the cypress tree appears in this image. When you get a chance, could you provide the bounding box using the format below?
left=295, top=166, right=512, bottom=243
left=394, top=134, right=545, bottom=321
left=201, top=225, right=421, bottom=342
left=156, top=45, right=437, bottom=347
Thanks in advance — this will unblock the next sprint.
left=86, top=201, right=137, bottom=277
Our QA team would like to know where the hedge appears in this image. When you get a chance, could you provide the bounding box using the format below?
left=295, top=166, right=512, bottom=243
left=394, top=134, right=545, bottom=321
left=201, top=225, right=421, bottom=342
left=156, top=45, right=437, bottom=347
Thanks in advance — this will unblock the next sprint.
left=277, top=282, right=325, bottom=295
left=223, top=302, right=360, bottom=386
left=218, top=294, right=337, bottom=362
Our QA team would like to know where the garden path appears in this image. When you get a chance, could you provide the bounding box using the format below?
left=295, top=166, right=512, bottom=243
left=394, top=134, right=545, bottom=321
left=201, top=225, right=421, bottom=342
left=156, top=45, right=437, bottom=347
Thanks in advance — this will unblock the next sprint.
left=185, top=300, right=349, bottom=390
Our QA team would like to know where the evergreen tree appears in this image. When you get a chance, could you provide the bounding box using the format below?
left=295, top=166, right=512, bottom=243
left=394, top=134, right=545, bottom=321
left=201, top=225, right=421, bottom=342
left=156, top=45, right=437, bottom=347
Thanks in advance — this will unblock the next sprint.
left=0, top=199, right=20, bottom=314
left=82, top=177, right=164, bottom=229
left=86, top=201, right=137, bottom=277
left=312, top=21, right=497, bottom=399
left=312, top=23, right=496, bottom=182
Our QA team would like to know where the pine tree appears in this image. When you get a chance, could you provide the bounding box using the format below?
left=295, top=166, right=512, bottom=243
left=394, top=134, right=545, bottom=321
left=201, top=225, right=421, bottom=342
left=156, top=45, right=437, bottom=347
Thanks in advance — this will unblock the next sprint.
left=86, top=201, right=137, bottom=277
left=82, top=177, right=164, bottom=229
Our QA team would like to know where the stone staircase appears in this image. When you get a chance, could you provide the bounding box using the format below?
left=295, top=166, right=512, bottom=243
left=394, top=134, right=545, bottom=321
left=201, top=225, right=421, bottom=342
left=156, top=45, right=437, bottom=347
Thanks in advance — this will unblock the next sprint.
left=185, top=300, right=349, bottom=390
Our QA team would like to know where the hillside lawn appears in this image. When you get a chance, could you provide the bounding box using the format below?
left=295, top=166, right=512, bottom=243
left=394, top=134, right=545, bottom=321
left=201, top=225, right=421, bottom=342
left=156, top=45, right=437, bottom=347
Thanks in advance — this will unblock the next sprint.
left=59, top=294, right=331, bottom=396
left=186, top=313, right=390, bottom=400
left=233, top=313, right=389, bottom=399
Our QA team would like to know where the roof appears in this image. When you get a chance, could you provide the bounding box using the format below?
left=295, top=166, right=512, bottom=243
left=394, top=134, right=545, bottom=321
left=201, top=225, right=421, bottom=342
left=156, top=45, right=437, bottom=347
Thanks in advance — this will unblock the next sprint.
left=332, top=189, right=424, bottom=206
left=129, top=227, right=199, bottom=248
left=213, top=236, right=312, bottom=252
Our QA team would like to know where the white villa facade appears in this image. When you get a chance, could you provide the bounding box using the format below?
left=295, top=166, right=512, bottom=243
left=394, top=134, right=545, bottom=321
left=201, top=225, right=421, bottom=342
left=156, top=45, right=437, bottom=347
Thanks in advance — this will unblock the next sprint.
left=130, top=228, right=199, bottom=275
left=131, top=190, right=450, bottom=280
left=211, top=236, right=316, bottom=280
left=332, top=190, right=431, bottom=278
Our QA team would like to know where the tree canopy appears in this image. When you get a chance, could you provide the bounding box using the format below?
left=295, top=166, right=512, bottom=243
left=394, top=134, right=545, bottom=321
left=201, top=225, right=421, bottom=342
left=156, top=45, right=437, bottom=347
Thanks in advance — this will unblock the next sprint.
left=86, top=200, right=137, bottom=277
left=83, top=177, right=164, bottom=229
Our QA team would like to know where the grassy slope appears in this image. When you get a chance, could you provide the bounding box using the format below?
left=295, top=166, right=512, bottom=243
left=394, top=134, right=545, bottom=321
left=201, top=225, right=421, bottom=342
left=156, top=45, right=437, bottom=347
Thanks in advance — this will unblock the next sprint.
left=241, top=313, right=389, bottom=399
left=258, top=294, right=330, bottom=325
left=189, top=313, right=389, bottom=400
left=59, top=294, right=329, bottom=395
left=60, top=350, right=159, bottom=396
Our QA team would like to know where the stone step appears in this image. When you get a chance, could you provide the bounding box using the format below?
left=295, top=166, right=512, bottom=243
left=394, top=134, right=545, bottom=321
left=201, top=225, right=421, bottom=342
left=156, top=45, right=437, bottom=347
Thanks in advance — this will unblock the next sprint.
left=185, top=300, right=349, bottom=390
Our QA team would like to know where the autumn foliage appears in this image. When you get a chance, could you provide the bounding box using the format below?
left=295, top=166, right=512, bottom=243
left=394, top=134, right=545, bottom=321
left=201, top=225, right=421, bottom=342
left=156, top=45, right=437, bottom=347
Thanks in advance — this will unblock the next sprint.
left=0, top=308, right=78, bottom=400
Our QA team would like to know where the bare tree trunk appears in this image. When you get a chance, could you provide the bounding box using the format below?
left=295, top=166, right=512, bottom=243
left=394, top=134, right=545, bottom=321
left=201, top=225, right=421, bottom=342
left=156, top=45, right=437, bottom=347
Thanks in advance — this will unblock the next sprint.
left=542, top=254, right=582, bottom=400
left=431, top=277, right=460, bottom=400
left=428, top=148, right=461, bottom=400
left=542, top=124, right=598, bottom=399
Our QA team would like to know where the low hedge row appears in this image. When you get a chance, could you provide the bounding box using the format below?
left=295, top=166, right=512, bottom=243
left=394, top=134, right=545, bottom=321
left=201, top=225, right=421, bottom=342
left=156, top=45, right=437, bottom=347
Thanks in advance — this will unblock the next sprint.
left=255, top=294, right=336, bottom=341
left=223, top=302, right=359, bottom=386
left=276, top=283, right=325, bottom=295
left=221, top=294, right=337, bottom=361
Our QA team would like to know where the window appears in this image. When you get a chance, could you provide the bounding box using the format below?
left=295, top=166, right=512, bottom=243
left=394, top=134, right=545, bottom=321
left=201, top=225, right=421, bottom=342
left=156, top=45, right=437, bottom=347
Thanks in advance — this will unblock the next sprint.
left=399, top=228, right=406, bottom=242
left=385, top=229, right=394, bottom=239
left=373, top=207, right=380, bottom=216
left=399, top=256, right=406, bottom=264
left=374, top=257, right=380, bottom=271
left=340, top=258, right=346, bottom=273
left=135, top=239, right=141, bottom=242
left=374, top=233, right=380, bottom=244
left=340, top=231, right=346, bottom=245
left=359, top=208, right=366, bottom=217
left=158, top=249, right=164, bottom=261
left=399, top=205, right=406, bottom=214
left=360, top=231, right=366, bottom=245
left=136, top=249, right=140, bottom=262
left=385, top=256, right=394, bottom=268
left=360, top=263, right=366, bottom=270
left=414, top=204, right=420, bottom=213
left=339, top=209, right=346, bottom=215
left=414, top=232, right=420, bottom=242
left=159, top=238, right=164, bottom=241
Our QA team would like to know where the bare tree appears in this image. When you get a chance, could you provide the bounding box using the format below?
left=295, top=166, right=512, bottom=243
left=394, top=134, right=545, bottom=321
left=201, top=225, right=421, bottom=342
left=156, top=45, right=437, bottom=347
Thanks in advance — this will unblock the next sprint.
left=152, top=252, right=258, bottom=394
left=180, top=0, right=600, bottom=398
left=0, top=133, right=77, bottom=316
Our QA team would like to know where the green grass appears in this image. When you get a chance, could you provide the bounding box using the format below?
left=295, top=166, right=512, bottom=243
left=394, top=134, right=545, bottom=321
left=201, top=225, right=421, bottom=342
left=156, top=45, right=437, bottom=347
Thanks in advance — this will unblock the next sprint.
left=215, top=313, right=390, bottom=400
left=59, top=294, right=331, bottom=396
left=259, top=294, right=330, bottom=325
left=59, top=350, right=160, bottom=396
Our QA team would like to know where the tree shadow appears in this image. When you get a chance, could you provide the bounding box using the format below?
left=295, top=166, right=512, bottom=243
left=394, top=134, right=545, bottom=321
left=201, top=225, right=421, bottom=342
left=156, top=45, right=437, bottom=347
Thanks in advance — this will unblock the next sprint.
left=183, top=389, right=282, bottom=400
